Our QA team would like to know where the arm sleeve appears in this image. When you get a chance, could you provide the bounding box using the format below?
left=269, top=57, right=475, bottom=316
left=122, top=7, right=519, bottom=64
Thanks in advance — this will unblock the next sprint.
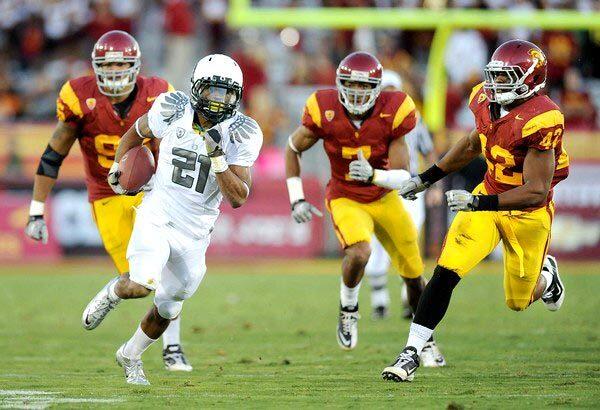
left=391, top=94, right=417, bottom=139
left=301, top=92, right=324, bottom=137
left=521, top=109, right=564, bottom=151
left=224, top=115, right=263, bottom=167
left=56, top=81, right=83, bottom=125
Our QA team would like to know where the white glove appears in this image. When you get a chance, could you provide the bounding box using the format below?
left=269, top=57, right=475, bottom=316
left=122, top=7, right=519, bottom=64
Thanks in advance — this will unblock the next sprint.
left=205, top=128, right=223, bottom=156
left=291, top=199, right=323, bottom=223
left=348, top=150, right=373, bottom=182
left=25, top=215, right=48, bottom=244
left=398, top=175, right=429, bottom=200
left=107, top=161, right=127, bottom=195
left=446, top=189, right=477, bottom=212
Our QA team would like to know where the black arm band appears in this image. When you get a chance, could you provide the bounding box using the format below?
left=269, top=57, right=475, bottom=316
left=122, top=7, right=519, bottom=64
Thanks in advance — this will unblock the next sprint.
left=475, top=195, right=499, bottom=211
left=36, top=145, right=66, bottom=179
left=418, top=164, right=448, bottom=186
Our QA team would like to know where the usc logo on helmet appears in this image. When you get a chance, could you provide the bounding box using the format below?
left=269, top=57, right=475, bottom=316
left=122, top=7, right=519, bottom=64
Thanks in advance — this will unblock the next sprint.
left=528, top=49, right=545, bottom=68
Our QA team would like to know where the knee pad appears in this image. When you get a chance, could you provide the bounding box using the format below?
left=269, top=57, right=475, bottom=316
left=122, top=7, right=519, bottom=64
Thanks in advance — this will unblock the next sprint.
left=156, top=300, right=183, bottom=320
left=505, top=299, right=529, bottom=312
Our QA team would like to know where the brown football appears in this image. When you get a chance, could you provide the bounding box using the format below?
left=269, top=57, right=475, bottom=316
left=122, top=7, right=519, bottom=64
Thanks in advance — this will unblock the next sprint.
left=118, top=145, right=155, bottom=192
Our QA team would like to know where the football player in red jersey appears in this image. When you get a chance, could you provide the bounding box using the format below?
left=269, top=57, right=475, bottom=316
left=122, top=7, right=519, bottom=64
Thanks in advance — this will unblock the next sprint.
left=382, top=40, right=569, bottom=382
left=24, top=30, right=193, bottom=371
left=285, top=51, right=445, bottom=366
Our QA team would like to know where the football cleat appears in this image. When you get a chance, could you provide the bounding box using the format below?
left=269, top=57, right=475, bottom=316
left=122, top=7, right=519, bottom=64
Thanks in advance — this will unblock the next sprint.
left=163, top=344, right=193, bottom=372
left=420, top=340, right=446, bottom=368
left=82, top=277, right=121, bottom=330
left=541, top=255, right=565, bottom=311
left=371, top=305, right=389, bottom=320
left=337, top=305, right=359, bottom=350
left=382, top=347, right=420, bottom=382
left=116, top=344, right=150, bottom=385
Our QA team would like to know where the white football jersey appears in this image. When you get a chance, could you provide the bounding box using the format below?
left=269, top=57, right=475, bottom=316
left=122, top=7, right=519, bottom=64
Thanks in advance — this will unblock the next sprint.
left=138, top=90, right=263, bottom=238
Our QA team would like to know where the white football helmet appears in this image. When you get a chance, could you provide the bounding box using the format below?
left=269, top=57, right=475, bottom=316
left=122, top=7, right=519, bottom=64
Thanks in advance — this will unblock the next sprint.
left=190, top=54, right=243, bottom=123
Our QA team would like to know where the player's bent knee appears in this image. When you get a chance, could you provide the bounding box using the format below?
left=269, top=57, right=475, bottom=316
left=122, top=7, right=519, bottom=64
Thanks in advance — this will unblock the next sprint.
left=156, top=300, right=183, bottom=319
left=345, top=242, right=371, bottom=267
left=505, top=299, right=529, bottom=312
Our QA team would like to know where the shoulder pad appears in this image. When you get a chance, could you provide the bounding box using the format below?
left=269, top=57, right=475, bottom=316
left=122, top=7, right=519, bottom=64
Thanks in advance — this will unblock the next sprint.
left=228, top=113, right=260, bottom=143
left=159, top=91, right=190, bottom=125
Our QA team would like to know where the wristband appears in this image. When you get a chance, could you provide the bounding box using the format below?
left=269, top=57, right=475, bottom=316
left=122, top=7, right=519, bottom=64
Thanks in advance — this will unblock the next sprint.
left=286, top=176, right=305, bottom=204
left=474, top=195, right=499, bottom=211
left=29, top=200, right=45, bottom=216
left=419, top=164, right=448, bottom=186
left=209, top=154, right=229, bottom=173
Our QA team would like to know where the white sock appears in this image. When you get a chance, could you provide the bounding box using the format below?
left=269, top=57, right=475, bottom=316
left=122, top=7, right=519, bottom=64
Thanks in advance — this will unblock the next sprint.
left=406, top=322, right=434, bottom=355
left=123, top=326, right=157, bottom=360
left=540, top=267, right=553, bottom=294
left=162, top=316, right=181, bottom=348
left=107, top=279, right=121, bottom=302
left=340, top=279, right=361, bottom=309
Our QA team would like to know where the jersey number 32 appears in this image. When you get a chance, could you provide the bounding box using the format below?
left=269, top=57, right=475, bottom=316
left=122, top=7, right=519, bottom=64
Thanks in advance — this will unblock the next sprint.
left=171, top=147, right=211, bottom=193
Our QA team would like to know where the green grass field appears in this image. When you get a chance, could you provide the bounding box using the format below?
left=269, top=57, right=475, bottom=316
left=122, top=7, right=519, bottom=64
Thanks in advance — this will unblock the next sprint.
left=1, top=259, right=599, bottom=409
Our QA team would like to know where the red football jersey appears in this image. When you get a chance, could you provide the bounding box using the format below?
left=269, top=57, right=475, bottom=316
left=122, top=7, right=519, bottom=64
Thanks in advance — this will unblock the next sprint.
left=302, top=89, right=417, bottom=203
left=469, top=83, right=569, bottom=209
left=56, top=75, right=172, bottom=202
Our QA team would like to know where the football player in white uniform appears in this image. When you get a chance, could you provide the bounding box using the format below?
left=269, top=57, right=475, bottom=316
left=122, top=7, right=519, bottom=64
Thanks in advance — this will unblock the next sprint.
left=86, top=54, right=262, bottom=385
left=363, top=70, right=445, bottom=367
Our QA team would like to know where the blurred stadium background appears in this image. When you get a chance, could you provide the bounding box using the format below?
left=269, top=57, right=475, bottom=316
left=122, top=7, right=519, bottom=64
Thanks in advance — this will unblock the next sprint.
left=1, top=0, right=599, bottom=264
left=1, top=1, right=600, bottom=407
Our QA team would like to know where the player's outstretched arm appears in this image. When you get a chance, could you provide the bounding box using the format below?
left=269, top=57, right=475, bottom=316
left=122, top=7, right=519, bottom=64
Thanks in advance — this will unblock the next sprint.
left=285, top=126, right=322, bottom=223
left=396, top=128, right=482, bottom=200
left=26, top=121, right=78, bottom=243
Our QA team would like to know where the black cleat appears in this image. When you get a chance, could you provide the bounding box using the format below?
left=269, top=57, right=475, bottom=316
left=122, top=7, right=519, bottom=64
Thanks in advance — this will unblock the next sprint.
left=382, top=347, right=420, bottom=382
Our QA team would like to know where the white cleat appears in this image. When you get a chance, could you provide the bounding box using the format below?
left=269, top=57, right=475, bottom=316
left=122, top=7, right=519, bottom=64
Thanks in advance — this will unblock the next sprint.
left=541, top=255, right=565, bottom=311
left=116, top=344, right=150, bottom=386
left=163, top=344, right=193, bottom=372
left=337, top=305, right=359, bottom=350
left=82, top=277, right=121, bottom=330
left=420, top=340, right=447, bottom=367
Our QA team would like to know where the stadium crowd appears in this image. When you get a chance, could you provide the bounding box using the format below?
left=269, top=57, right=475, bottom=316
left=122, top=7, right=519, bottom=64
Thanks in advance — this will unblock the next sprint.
left=1, top=0, right=599, bottom=148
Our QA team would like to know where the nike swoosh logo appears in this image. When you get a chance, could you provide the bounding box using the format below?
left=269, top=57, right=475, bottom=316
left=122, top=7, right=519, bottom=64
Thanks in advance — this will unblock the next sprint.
left=147, top=96, right=157, bottom=102
left=380, top=113, right=392, bottom=118
left=515, top=114, right=523, bottom=120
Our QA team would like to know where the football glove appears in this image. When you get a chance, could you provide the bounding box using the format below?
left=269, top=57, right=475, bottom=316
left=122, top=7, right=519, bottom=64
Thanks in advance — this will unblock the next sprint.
left=107, top=161, right=127, bottom=195
left=446, top=190, right=477, bottom=212
left=25, top=215, right=48, bottom=244
left=348, top=150, right=373, bottom=182
left=205, top=128, right=224, bottom=156
left=291, top=199, right=323, bottom=223
left=398, top=176, right=429, bottom=200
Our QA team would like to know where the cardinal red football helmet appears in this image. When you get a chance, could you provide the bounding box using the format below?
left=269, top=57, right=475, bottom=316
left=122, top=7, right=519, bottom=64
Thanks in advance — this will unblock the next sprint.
left=336, top=51, right=383, bottom=115
left=91, top=30, right=141, bottom=97
left=483, top=39, right=547, bottom=105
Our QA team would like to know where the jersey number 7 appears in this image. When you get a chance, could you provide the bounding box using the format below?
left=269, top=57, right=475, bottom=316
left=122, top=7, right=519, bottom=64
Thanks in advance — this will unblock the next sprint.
left=171, top=147, right=211, bottom=193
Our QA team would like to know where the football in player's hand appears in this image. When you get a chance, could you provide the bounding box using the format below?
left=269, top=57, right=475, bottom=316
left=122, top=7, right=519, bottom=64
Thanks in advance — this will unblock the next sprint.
left=118, top=145, right=155, bottom=192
